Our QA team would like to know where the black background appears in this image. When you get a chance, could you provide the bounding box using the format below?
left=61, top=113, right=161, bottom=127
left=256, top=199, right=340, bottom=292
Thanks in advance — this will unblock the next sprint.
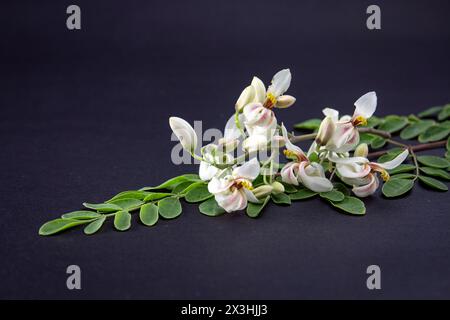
left=1, top=0, right=449, bottom=299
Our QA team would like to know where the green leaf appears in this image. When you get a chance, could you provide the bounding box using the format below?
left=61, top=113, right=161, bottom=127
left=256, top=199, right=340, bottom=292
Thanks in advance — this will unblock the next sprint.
left=447, top=136, right=450, bottom=151
left=308, top=152, right=320, bottom=163
left=280, top=182, right=298, bottom=194
left=61, top=210, right=102, bottom=220
left=418, top=106, right=443, bottom=118
left=106, top=190, right=148, bottom=202
left=377, top=148, right=404, bottom=163
left=289, top=188, right=317, bottom=200
left=359, top=133, right=376, bottom=144
left=139, top=203, right=159, bottom=226
left=370, top=136, right=386, bottom=149
left=418, top=176, right=448, bottom=191
left=39, top=218, right=87, bottom=236
left=400, top=120, right=435, bottom=140
left=417, top=155, right=450, bottom=169
left=382, top=179, right=414, bottom=198
left=108, top=198, right=143, bottom=210
left=329, top=196, right=366, bottom=215
left=185, top=184, right=213, bottom=203
left=143, top=192, right=173, bottom=202
left=333, top=183, right=351, bottom=196
left=246, top=196, right=270, bottom=218
left=271, top=192, right=291, bottom=205
left=83, top=216, right=106, bottom=235
left=437, top=104, right=450, bottom=121
left=172, top=181, right=195, bottom=194
left=391, top=173, right=416, bottom=180
left=199, top=197, right=226, bottom=216
left=419, top=167, right=450, bottom=180
left=387, top=164, right=416, bottom=175
left=418, top=125, right=450, bottom=143
left=158, top=197, right=182, bottom=219
left=140, top=174, right=201, bottom=191
left=114, top=211, right=131, bottom=231
left=378, top=116, right=408, bottom=133
left=83, top=202, right=122, bottom=212
left=365, top=116, right=382, bottom=128
left=293, top=118, right=321, bottom=130
left=320, top=190, right=345, bottom=202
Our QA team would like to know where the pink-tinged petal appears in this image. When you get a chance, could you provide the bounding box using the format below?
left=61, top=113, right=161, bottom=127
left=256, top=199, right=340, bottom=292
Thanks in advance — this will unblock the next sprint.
left=233, top=158, right=260, bottom=181
left=322, top=108, right=339, bottom=122
left=373, top=149, right=409, bottom=170
left=328, top=123, right=359, bottom=153
left=215, top=189, right=247, bottom=213
left=243, top=188, right=259, bottom=203
left=242, top=135, right=268, bottom=153
left=280, top=123, right=305, bottom=156
left=352, top=173, right=379, bottom=197
left=336, top=163, right=371, bottom=179
left=199, top=161, right=219, bottom=181
left=281, top=162, right=300, bottom=186
left=354, top=91, right=377, bottom=119
left=298, top=162, right=333, bottom=192
left=208, top=177, right=233, bottom=194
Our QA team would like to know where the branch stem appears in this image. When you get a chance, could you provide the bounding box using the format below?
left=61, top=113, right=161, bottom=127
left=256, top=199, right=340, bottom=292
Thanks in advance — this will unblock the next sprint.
left=367, top=140, right=446, bottom=159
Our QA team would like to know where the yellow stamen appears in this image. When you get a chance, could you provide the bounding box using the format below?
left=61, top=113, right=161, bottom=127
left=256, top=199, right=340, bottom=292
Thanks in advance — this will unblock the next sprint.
left=237, top=180, right=253, bottom=190
left=264, top=92, right=277, bottom=108
left=380, top=169, right=390, bottom=182
left=353, top=115, right=367, bottom=127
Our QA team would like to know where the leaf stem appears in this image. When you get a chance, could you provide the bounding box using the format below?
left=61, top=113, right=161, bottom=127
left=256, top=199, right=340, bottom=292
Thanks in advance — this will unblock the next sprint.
left=367, top=140, right=447, bottom=158
left=289, top=127, right=391, bottom=143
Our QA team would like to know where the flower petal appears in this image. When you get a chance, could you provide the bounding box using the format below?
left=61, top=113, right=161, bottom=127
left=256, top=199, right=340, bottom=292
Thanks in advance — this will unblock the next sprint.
left=169, top=117, right=198, bottom=153
left=374, top=149, right=409, bottom=170
left=281, top=123, right=305, bottom=156
left=235, top=85, right=255, bottom=111
left=267, top=69, right=291, bottom=97
left=298, top=162, right=333, bottom=192
left=199, top=161, right=220, bottom=181
left=251, top=76, right=266, bottom=103
left=328, top=155, right=369, bottom=165
left=354, top=91, right=377, bottom=119
left=281, top=162, right=300, bottom=186
left=233, top=157, right=260, bottom=181
left=243, top=188, right=259, bottom=203
left=208, top=177, right=233, bottom=194
left=275, top=95, right=296, bottom=108
left=352, top=173, right=379, bottom=197
left=224, top=113, right=244, bottom=140
left=215, top=189, right=247, bottom=213
left=322, top=108, right=339, bottom=122
left=336, top=163, right=371, bottom=179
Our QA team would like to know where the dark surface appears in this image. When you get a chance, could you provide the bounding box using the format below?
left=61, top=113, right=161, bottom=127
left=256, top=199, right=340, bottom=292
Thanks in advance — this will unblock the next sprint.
left=1, top=0, right=449, bottom=299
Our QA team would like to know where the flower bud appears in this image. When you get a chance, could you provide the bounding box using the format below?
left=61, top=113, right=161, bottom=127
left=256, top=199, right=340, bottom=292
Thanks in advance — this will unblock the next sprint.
left=315, top=116, right=335, bottom=146
left=354, top=143, right=369, bottom=157
left=252, top=185, right=274, bottom=198
left=169, top=117, right=198, bottom=153
left=270, top=181, right=285, bottom=194
left=235, top=85, right=255, bottom=112
left=275, top=95, right=296, bottom=109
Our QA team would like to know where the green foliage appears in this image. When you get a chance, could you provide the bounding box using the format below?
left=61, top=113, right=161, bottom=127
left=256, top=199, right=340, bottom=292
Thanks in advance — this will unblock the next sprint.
left=382, top=179, right=414, bottom=198
left=247, top=196, right=270, bottom=218
left=293, top=118, right=321, bottom=130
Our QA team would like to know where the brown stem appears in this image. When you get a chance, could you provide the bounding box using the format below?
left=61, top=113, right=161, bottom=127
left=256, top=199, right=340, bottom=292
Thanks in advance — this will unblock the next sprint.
left=367, top=140, right=446, bottom=159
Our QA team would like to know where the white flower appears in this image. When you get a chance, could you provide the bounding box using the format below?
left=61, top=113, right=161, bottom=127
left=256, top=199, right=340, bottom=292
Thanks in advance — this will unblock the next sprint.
left=321, top=92, right=377, bottom=153
left=329, top=149, right=409, bottom=197
left=208, top=158, right=260, bottom=212
left=279, top=124, right=333, bottom=192
left=169, top=117, right=198, bottom=153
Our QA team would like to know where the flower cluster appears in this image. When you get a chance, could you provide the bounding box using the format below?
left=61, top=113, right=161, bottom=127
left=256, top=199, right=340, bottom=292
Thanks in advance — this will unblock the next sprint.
left=170, top=69, right=409, bottom=212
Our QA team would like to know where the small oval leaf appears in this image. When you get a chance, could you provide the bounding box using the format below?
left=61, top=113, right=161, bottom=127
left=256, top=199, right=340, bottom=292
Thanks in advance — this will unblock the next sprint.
left=39, top=219, right=87, bottom=236
left=293, top=118, right=321, bottom=130
left=378, top=116, right=408, bottom=133
left=83, top=202, right=122, bottom=212
left=417, top=155, right=450, bottom=169
left=106, top=190, right=148, bottom=202
left=139, top=203, right=159, bottom=226
left=271, top=192, right=291, bottom=205
left=143, top=192, right=173, bottom=202
left=114, top=211, right=131, bottom=231
left=320, top=190, right=345, bottom=202
left=199, top=197, right=226, bottom=216
left=329, top=196, right=366, bottom=215
left=158, top=197, right=182, bottom=219
left=246, top=196, right=270, bottom=218
left=418, top=176, right=448, bottom=191
left=418, top=125, right=450, bottom=143
left=382, top=178, right=414, bottom=198
left=108, top=198, right=143, bottom=210
left=289, top=188, right=318, bottom=200
left=185, top=184, right=212, bottom=203
left=61, top=210, right=102, bottom=220
left=419, top=167, right=450, bottom=180
left=83, top=216, right=106, bottom=235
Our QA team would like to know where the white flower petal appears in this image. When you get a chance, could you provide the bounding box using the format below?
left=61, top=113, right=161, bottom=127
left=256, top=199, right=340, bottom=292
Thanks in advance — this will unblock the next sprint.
left=199, top=161, right=219, bottom=181
left=224, top=113, right=244, bottom=140
left=242, top=135, right=268, bottom=153
left=328, top=155, right=369, bottom=165
left=251, top=76, right=266, bottom=103
left=208, top=177, right=233, bottom=194
left=235, top=85, right=255, bottom=111
left=322, top=108, right=339, bottom=122
left=233, top=157, right=260, bottom=181
left=281, top=123, right=305, bottom=155
left=281, top=162, right=300, bottom=186
left=336, top=163, right=371, bottom=179
left=375, top=149, right=409, bottom=170
left=352, top=173, right=379, bottom=197
left=275, top=95, right=296, bottom=108
left=298, top=162, right=333, bottom=192
left=215, top=189, right=247, bottom=213
left=169, top=117, right=198, bottom=153
left=267, top=69, right=291, bottom=97
left=243, top=188, right=259, bottom=203
left=354, top=91, right=377, bottom=119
